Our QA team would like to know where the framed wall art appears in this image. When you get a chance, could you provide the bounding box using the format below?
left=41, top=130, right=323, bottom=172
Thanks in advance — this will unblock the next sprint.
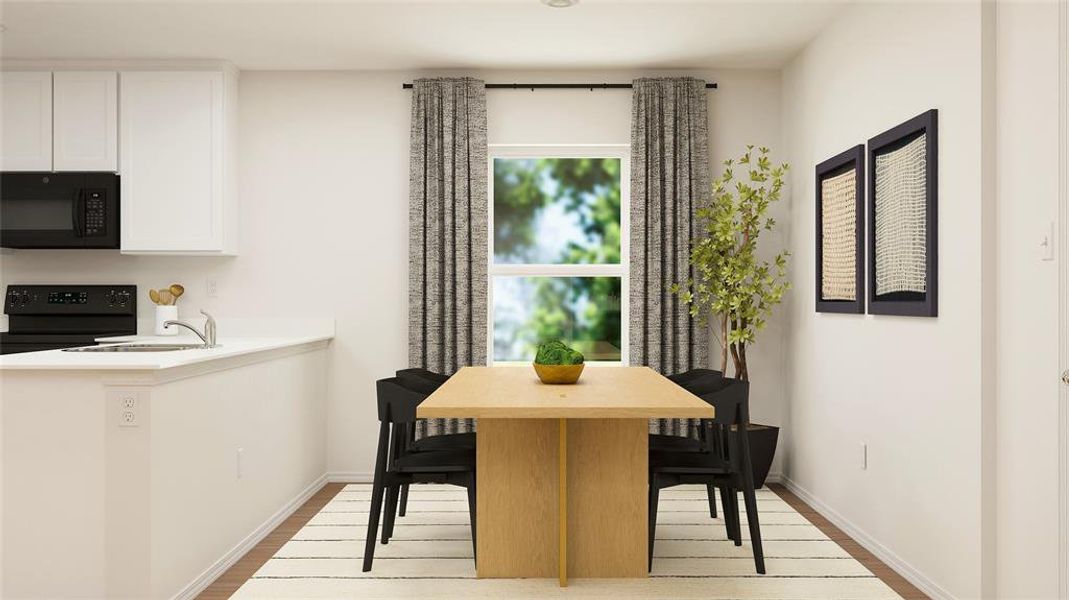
left=815, top=145, right=865, bottom=314
left=867, top=109, right=938, bottom=317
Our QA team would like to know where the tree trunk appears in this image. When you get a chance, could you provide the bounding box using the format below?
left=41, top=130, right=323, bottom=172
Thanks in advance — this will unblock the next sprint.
left=719, top=313, right=729, bottom=373
left=738, top=342, right=749, bottom=381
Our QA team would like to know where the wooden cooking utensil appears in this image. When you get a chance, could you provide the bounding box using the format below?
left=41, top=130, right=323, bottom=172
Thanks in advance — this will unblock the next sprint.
left=149, top=289, right=161, bottom=305
left=169, top=284, right=185, bottom=304
left=159, top=289, right=174, bottom=306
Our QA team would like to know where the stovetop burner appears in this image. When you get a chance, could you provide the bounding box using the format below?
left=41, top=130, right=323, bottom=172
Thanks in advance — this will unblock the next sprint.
left=1, top=284, right=137, bottom=355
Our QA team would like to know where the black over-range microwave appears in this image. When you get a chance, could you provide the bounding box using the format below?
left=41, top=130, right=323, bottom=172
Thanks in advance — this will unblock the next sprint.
left=0, top=172, right=120, bottom=249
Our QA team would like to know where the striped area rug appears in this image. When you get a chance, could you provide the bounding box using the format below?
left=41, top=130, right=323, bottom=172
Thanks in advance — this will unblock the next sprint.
left=231, top=483, right=904, bottom=599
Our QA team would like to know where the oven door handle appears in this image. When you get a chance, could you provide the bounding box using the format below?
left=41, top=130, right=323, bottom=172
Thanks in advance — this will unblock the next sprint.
left=72, top=189, right=84, bottom=237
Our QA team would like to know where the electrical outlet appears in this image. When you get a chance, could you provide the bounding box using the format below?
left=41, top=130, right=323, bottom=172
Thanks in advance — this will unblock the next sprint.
left=860, top=443, right=868, bottom=470
left=110, top=390, right=143, bottom=427
left=236, top=447, right=244, bottom=479
left=206, top=278, right=219, bottom=298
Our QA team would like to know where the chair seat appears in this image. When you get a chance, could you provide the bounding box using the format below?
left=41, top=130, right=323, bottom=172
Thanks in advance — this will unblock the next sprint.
left=650, top=449, right=731, bottom=474
left=393, top=448, right=475, bottom=473
left=649, top=433, right=702, bottom=452
left=411, top=432, right=476, bottom=452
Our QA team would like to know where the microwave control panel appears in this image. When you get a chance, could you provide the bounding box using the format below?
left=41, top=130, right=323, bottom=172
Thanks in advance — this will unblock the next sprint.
left=84, top=190, right=107, bottom=236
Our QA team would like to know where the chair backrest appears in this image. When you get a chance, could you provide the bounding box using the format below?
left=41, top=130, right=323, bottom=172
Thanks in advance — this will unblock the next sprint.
left=698, top=377, right=749, bottom=428
left=376, top=377, right=428, bottom=424
left=397, top=367, right=449, bottom=383
left=396, top=368, right=447, bottom=394
left=694, top=377, right=750, bottom=465
left=668, top=368, right=722, bottom=385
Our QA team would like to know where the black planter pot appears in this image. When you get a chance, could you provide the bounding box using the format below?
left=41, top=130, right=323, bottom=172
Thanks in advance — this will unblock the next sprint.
left=731, top=423, right=779, bottom=489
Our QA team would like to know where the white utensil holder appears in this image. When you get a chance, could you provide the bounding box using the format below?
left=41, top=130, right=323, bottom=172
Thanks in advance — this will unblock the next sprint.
left=155, top=305, right=179, bottom=336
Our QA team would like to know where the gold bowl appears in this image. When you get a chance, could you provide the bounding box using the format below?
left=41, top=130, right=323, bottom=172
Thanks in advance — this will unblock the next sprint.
left=533, top=363, right=585, bottom=385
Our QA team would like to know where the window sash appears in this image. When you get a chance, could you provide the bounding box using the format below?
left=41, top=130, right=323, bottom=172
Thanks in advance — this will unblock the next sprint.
left=487, top=144, right=630, bottom=365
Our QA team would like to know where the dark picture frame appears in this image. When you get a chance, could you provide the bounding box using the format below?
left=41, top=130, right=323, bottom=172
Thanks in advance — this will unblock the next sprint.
left=815, top=145, right=865, bottom=314
left=867, top=109, right=938, bottom=317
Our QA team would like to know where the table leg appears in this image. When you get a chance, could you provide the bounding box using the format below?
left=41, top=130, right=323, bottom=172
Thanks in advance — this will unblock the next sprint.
left=475, top=418, right=648, bottom=581
left=559, top=417, right=568, bottom=587
left=566, top=418, right=648, bottom=578
left=476, top=419, right=558, bottom=578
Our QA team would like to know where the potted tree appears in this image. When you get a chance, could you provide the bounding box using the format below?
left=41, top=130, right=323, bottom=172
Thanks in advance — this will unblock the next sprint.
left=672, top=145, right=790, bottom=488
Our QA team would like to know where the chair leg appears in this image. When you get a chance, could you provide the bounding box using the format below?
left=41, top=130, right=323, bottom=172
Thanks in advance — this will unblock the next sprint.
left=648, top=477, right=660, bottom=572
left=398, top=484, right=409, bottom=517
left=735, top=406, right=765, bottom=574
left=362, top=479, right=387, bottom=572
left=706, top=484, right=718, bottom=518
left=466, top=481, right=477, bottom=563
left=741, top=481, right=765, bottom=574
left=381, top=485, right=399, bottom=544
left=723, top=485, right=742, bottom=545
left=731, top=489, right=743, bottom=546
left=718, top=485, right=736, bottom=542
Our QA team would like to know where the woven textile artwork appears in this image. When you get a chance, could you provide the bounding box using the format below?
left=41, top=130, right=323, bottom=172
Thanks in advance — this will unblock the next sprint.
left=820, top=168, right=857, bottom=301
left=874, top=134, right=927, bottom=295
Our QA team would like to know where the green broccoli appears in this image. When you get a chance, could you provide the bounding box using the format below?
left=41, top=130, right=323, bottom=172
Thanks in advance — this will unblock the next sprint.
left=534, top=340, right=585, bottom=365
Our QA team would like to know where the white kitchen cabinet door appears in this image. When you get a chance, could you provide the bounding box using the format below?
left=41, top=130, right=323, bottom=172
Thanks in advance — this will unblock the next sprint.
left=120, top=70, right=237, bottom=254
left=1, top=71, right=53, bottom=171
left=53, top=71, right=118, bottom=171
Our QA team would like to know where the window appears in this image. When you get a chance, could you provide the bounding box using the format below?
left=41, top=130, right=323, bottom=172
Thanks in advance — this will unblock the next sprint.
left=488, top=145, right=629, bottom=364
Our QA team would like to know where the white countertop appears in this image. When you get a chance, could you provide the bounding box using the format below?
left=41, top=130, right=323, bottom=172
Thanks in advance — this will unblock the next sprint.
left=0, top=317, right=335, bottom=371
left=0, top=334, right=333, bottom=370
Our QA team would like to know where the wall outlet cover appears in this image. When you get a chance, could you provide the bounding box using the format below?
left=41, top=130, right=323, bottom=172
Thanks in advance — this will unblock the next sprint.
left=109, top=389, right=146, bottom=428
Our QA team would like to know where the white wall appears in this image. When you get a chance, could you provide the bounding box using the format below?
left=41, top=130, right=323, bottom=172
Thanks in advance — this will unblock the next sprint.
left=0, top=68, right=786, bottom=479
left=781, top=3, right=990, bottom=599
left=994, top=1, right=1064, bottom=598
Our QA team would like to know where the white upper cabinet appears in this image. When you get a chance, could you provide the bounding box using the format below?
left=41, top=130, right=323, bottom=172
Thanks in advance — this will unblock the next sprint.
left=119, top=70, right=238, bottom=254
left=0, top=71, right=53, bottom=171
left=53, top=71, right=118, bottom=171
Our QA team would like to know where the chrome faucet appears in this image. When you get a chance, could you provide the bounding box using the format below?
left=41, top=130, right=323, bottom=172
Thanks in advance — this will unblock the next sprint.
left=163, top=310, right=218, bottom=348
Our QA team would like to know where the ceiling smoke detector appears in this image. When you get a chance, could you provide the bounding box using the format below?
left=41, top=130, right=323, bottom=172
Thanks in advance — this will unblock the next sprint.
left=541, top=0, right=578, bottom=7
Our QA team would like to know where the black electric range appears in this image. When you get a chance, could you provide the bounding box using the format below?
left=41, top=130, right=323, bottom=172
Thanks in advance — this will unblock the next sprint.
left=1, top=285, right=137, bottom=355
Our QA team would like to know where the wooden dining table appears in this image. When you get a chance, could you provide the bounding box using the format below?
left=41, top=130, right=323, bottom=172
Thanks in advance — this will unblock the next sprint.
left=416, top=365, right=714, bottom=586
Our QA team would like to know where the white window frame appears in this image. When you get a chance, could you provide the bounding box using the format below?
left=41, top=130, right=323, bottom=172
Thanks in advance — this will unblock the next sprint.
left=487, top=143, right=631, bottom=366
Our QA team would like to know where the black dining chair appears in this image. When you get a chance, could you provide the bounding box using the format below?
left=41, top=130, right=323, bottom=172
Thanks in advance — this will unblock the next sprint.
left=652, top=369, right=723, bottom=453
left=392, top=368, right=476, bottom=518
left=648, top=377, right=765, bottom=574
left=363, top=377, right=476, bottom=572
left=652, top=368, right=725, bottom=518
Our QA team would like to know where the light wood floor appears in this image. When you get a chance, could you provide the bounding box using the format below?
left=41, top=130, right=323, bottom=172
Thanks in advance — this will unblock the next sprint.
left=767, top=484, right=927, bottom=600
left=197, top=481, right=927, bottom=600
left=195, top=482, right=347, bottom=600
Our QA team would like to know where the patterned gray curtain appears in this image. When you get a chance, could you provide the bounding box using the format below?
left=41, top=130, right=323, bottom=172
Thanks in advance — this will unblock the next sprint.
left=629, top=77, right=712, bottom=438
left=408, top=77, right=487, bottom=437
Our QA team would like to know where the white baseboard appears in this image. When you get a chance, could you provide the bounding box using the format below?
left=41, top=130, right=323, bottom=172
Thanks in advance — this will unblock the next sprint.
left=171, top=473, right=329, bottom=600
left=328, top=471, right=372, bottom=483
left=781, top=476, right=955, bottom=600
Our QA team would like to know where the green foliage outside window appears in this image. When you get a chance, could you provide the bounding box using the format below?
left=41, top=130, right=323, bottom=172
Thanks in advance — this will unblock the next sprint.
left=492, top=157, right=622, bottom=361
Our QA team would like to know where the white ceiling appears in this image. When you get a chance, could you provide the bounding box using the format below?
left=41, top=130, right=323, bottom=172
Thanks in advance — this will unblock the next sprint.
left=0, top=1, right=848, bottom=71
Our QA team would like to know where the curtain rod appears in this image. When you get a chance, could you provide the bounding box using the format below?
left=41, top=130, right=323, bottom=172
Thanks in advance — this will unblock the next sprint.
left=401, top=82, right=718, bottom=90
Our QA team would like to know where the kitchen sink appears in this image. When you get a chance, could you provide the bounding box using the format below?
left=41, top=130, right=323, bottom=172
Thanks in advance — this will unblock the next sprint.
left=63, top=343, right=213, bottom=352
